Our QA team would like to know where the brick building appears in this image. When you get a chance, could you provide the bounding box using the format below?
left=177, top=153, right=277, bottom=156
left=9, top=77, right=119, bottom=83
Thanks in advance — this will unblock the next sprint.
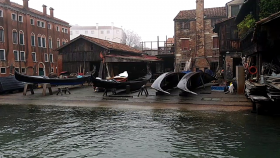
left=174, top=0, right=227, bottom=72
left=0, top=0, right=70, bottom=77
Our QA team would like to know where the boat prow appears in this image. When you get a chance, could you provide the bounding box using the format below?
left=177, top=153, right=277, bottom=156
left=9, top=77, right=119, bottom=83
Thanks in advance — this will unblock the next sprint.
left=177, top=72, right=217, bottom=95
left=151, top=72, right=187, bottom=94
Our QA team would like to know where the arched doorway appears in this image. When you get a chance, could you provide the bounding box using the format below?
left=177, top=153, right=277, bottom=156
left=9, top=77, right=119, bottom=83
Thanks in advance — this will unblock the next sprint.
left=38, top=62, right=45, bottom=76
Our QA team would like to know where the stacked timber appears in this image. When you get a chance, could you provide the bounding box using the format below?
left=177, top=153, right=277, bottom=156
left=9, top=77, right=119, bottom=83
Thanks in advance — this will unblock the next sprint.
left=245, top=80, right=267, bottom=97
left=265, top=76, right=280, bottom=101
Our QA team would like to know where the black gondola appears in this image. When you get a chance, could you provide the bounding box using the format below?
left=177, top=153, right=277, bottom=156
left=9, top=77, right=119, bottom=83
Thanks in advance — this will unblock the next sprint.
left=91, top=73, right=152, bottom=92
left=151, top=72, right=188, bottom=94
left=15, top=71, right=90, bottom=85
left=177, top=72, right=217, bottom=95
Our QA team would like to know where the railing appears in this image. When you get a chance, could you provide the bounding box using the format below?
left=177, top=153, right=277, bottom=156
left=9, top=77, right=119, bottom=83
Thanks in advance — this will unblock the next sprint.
left=158, top=46, right=174, bottom=55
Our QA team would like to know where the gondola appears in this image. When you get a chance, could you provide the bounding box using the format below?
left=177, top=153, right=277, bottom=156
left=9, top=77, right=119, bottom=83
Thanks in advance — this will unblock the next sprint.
left=15, top=71, right=90, bottom=85
left=177, top=72, right=217, bottom=95
left=91, top=73, right=152, bottom=91
left=151, top=72, right=188, bottom=94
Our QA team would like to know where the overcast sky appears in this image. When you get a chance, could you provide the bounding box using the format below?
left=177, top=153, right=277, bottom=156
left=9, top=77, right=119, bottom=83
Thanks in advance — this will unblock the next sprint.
left=12, top=0, right=230, bottom=42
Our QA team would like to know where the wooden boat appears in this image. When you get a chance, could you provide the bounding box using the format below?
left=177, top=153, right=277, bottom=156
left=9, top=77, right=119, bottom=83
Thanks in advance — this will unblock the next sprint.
left=15, top=71, right=90, bottom=85
left=177, top=72, right=217, bottom=95
left=91, top=73, right=152, bottom=91
left=151, top=72, right=188, bottom=94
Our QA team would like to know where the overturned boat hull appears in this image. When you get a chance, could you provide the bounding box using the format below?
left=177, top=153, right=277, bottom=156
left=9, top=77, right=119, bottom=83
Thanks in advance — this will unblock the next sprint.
left=151, top=72, right=187, bottom=94
left=177, top=72, right=217, bottom=95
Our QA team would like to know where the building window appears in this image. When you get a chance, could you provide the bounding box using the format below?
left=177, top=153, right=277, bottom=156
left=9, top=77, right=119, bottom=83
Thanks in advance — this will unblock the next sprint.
left=181, top=22, right=190, bottom=29
left=30, top=19, right=34, bottom=25
left=13, top=30, right=17, bottom=44
left=107, top=30, right=110, bottom=34
left=62, top=28, right=65, bottom=33
left=0, top=67, right=6, bottom=74
left=181, top=39, right=190, bottom=50
left=18, top=15, right=23, bottom=22
left=37, top=21, right=41, bottom=27
left=49, top=38, right=52, bottom=48
left=38, top=36, right=42, bottom=47
left=213, top=37, right=219, bottom=49
left=49, top=54, right=53, bottom=63
left=65, top=29, right=68, bottom=34
left=0, top=49, right=5, bottom=61
left=231, top=5, right=240, bottom=17
left=32, top=52, right=36, bottom=62
left=21, top=68, right=26, bottom=74
left=48, top=23, right=52, bottom=29
left=101, top=31, right=104, bottom=34
left=42, top=36, right=46, bottom=48
left=0, top=27, right=4, bottom=42
left=14, top=50, right=19, bottom=61
left=19, top=31, right=24, bottom=45
left=20, top=51, right=25, bottom=61
left=11, top=13, right=17, bottom=21
left=31, top=33, right=35, bottom=46
left=15, top=68, right=19, bottom=73
left=85, top=31, right=88, bottom=34
left=41, top=22, right=45, bottom=28
left=57, top=39, right=60, bottom=48
left=0, top=10, right=3, bottom=17
left=44, top=53, right=48, bottom=62
left=56, top=26, right=60, bottom=31
left=51, top=67, right=54, bottom=73
left=62, top=40, right=66, bottom=45
left=91, top=31, right=94, bottom=34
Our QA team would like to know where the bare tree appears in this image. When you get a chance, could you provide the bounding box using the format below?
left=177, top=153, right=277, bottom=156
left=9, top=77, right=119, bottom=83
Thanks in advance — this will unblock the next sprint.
left=124, top=29, right=142, bottom=50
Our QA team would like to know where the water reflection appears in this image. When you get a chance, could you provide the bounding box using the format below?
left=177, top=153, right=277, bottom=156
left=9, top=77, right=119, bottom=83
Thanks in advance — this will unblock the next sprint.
left=1, top=105, right=280, bottom=157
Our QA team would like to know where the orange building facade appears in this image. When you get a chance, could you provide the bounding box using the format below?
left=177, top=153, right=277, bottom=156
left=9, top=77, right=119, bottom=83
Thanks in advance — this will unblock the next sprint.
left=0, top=0, right=70, bottom=77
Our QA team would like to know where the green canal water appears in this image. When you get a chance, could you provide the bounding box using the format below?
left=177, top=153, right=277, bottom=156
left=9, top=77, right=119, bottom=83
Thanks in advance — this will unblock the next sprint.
left=1, top=105, right=280, bottom=158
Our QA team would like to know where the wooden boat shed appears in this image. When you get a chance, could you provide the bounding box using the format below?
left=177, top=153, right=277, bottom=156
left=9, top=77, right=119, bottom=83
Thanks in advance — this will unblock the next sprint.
left=56, top=35, right=160, bottom=79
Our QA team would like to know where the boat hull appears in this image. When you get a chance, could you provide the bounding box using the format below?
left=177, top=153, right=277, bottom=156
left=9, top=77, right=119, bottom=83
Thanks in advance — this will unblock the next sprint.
left=15, top=71, right=90, bottom=85
left=92, top=73, right=152, bottom=91
left=177, top=72, right=217, bottom=95
left=151, top=72, right=187, bottom=94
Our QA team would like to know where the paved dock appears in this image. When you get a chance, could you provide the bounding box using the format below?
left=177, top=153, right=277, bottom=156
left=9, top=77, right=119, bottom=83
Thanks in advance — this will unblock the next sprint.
left=0, top=84, right=252, bottom=111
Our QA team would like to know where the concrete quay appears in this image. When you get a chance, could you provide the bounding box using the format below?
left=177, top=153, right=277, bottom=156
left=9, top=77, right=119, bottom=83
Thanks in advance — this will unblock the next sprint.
left=0, top=84, right=253, bottom=111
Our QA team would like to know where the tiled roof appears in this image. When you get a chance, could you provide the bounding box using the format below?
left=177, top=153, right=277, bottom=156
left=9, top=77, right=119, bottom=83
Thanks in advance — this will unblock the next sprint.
left=174, top=7, right=227, bottom=20
left=256, top=11, right=280, bottom=25
left=57, top=35, right=141, bottom=54
left=70, top=26, right=122, bottom=30
left=81, top=35, right=141, bottom=53
left=0, top=0, right=69, bottom=24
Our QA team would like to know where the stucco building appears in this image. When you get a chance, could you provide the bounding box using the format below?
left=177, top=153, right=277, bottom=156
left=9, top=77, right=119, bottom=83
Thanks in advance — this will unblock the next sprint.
left=70, top=23, right=126, bottom=44
left=174, top=0, right=227, bottom=72
left=0, top=0, right=70, bottom=77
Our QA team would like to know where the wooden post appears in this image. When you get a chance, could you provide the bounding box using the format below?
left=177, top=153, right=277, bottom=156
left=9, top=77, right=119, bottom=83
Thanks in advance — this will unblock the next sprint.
left=236, top=66, right=245, bottom=94
left=42, top=83, right=52, bottom=96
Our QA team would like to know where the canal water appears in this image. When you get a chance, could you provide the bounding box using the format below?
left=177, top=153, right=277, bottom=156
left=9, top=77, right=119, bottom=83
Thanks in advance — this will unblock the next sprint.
left=1, top=105, right=280, bottom=158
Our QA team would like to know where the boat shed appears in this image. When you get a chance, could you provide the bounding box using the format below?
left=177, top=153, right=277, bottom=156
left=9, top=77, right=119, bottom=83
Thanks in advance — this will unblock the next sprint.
left=56, top=35, right=160, bottom=80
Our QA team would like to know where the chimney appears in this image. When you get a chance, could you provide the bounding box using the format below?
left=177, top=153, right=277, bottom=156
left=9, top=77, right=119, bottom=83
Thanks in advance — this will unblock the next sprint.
left=5, top=0, right=10, bottom=4
left=23, top=0, right=29, bottom=9
left=196, top=0, right=205, bottom=57
left=49, top=7, right=54, bottom=17
left=42, top=5, right=47, bottom=15
left=96, top=23, right=99, bottom=29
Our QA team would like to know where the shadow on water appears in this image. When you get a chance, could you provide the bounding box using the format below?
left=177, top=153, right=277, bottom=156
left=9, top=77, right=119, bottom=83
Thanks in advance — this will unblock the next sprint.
left=1, top=105, right=280, bottom=157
